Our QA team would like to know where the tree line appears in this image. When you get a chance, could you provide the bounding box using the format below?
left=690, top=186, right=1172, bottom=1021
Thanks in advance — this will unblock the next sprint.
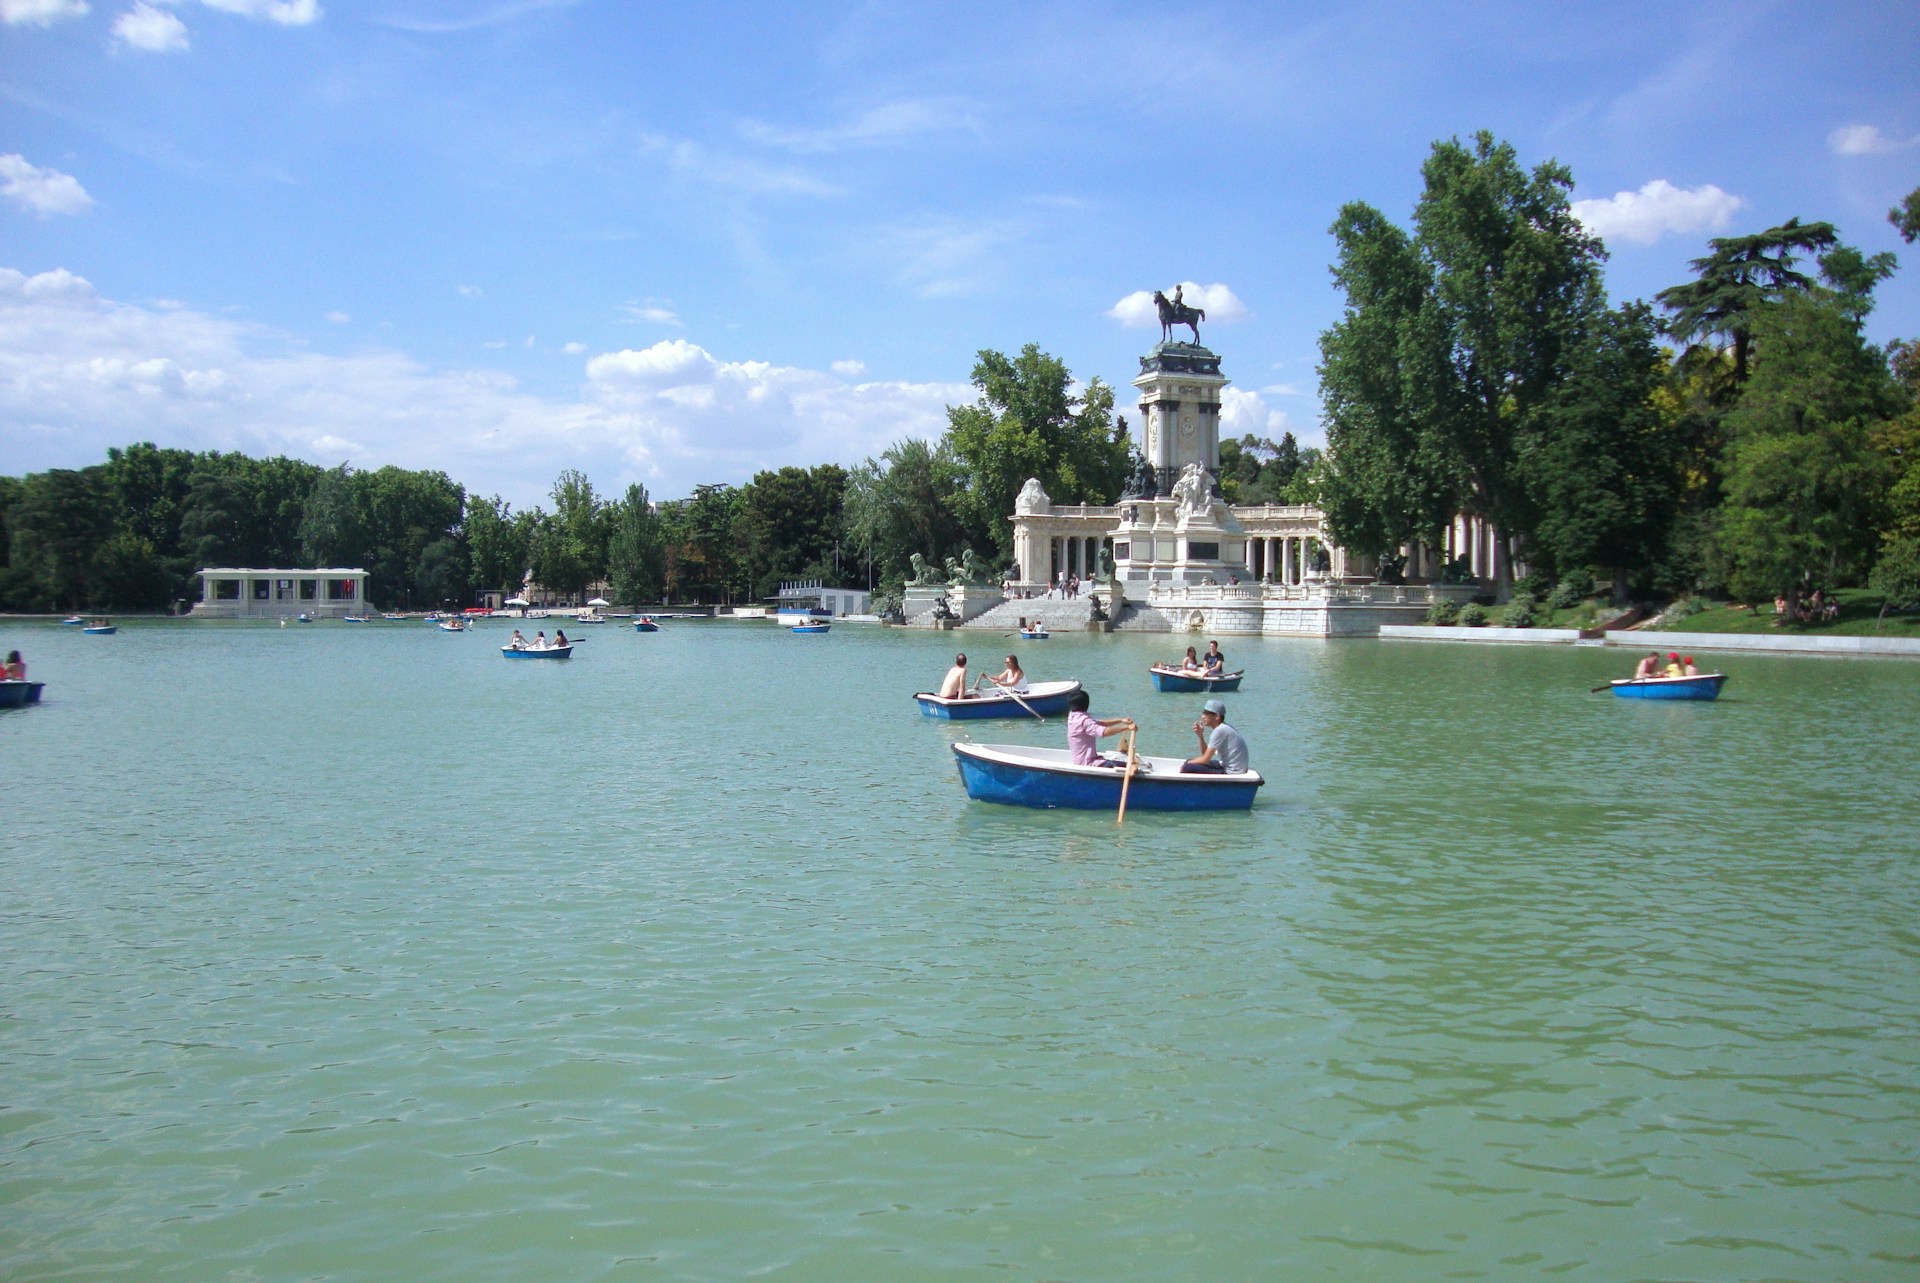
left=1317, top=131, right=1920, bottom=611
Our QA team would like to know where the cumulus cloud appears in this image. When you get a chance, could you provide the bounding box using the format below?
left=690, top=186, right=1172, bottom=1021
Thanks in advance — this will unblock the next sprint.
left=1828, top=124, right=1917, bottom=156
left=1108, top=282, right=1250, bottom=327
left=831, top=359, right=865, bottom=377
left=0, top=265, right=968, bottom=506
left=455, top=283, right=482, bottom=298
left=1219, top=386, right=1308, bottom=446
left=0, top=154, right=95, bottom=217
left=562, top=341, right=584, bottom=355
left=620, top=301, right=681, bottom=326
left=0, top=0, right=89, bottom=25
left=1571, top=179, right=1744, bottom=246
left=113, top=1, right=189, bottom=49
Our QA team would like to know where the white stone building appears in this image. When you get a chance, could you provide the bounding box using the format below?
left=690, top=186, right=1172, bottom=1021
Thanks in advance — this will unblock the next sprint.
left=191, top=568, right=370, bottom=620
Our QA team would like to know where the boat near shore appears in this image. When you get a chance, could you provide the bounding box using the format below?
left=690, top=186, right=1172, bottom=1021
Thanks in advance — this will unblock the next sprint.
left=915, top=679, right=1081, bottom=720
left=1610, top=673, right=1727, bottom=701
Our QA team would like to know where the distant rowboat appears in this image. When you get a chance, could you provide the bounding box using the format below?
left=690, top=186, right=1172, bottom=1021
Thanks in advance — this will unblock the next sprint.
left=790, top=622, right=830, bottom=634
left=952, top=742, right=1263, bottom=811
left=82, top=624, right=117, bottom=635
left=1148, top=664, right=1242, bottom=693
left=633, top=617, right=661, bottom=633
left=502, top=644, right=571, bottom=660
left=1610, top=673, right=1727, bottom=701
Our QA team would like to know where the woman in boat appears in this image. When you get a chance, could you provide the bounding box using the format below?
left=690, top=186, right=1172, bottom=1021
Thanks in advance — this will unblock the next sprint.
left=508, top=629, right=527, bottom=650
left=4, top=650, right=24, bottom=680
left=554, top=629, right=569, bottom=648
left=533, top=630, right=547, bottom=649
left=1663, top=651, right=1685, bottom=677
left=978, top=654, right=1029, bottom=696
left=1065, top=690, right=1134, bottom=767
left=1175, top=645, right=1201, bottom=673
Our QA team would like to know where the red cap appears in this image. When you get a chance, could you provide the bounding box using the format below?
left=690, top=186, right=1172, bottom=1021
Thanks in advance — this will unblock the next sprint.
left=1668, top=652, right=1680, bottom=660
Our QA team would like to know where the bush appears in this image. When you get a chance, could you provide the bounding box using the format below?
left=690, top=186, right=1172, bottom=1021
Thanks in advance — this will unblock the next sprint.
left=1547, top=568, right=1595, bottom=611
left=1500, top=592, right=1537, bottom=628
left=1515, top=569, right=1552, bottom=599
left=1458, top=602, right=1488, bottom=627
left=1426, top=598, right=1460, bottom=625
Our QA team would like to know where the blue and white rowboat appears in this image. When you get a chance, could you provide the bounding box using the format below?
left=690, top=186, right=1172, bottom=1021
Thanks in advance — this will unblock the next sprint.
left=1148, top=664, right=1243, bottom=693
left=633, top=617, right=661, bottom=632
left=0, top=680, right=45, bottom=709
left=1610, top=673, right=1726, bottom=701
left=915, top=679, right=1082, bottom=720
left=82, top=624, right=117, bottom=635
left=952, top=742, right=1263, bottom=811
left=791, top=622, right=831, bottom=634
left=1019, top=628, right=1050, bottom=640
left=60, top=615, right=84, bottom=626
left=502, top=644, right=571, bottom=660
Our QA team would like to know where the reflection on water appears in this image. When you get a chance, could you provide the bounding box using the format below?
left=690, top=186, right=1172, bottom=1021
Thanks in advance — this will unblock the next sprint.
left=3, top=621, right=1917, bottom=1280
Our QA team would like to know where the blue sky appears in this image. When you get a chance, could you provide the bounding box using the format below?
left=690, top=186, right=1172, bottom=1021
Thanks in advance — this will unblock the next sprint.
left=4, top=0, right=1917, bottom=510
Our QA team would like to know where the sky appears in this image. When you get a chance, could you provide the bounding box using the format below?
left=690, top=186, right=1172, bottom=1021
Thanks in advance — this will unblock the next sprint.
left=3, top=0, right=1918, bottom=511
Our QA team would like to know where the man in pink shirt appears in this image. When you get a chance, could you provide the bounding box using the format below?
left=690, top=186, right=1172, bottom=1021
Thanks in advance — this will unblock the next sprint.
left=1065, top=690, right=1135, bottom=766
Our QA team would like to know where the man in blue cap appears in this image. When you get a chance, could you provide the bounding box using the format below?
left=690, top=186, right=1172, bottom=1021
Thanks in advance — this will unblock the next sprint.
left=1182, top=698, right=1248, bottom=774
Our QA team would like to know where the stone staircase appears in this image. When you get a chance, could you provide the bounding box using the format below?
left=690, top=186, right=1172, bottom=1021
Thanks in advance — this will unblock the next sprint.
left=964, top=597, right=1104, bottom=633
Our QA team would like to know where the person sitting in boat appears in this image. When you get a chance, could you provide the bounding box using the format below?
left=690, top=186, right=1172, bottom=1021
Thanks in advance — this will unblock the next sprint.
left=508, top=629, right=527, bottom=650
left=1683, top=655, right=1699, bottom=676
left=4, top=650, right=24, bottom=680
left=554, top=629, right=569, bottom=648
left=1633, top=650, right=1660, bottom=679
left=1175, top=645, right=1201, bottom=673
left=1183, top=699, right=1248, bottom=775
left=938, top=652, right=971, bottom=700
left=977, top=654, right=1029, bottom=695
left=1202, top=641, right=1225, bottom=677
left=1663, top=651, right=1685, bottom=677
left=1066, top=690, right=1134, bottom=767
left=533, top=630, right=548, bottom=649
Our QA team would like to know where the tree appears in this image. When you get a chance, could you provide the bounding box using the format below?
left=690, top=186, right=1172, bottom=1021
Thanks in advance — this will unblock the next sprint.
left=1655, top=219, right=1839, bottom=382
left=943, top=344, right=1130, bottom=557
left=11, top=468, right=114, bottom=608
left=606, top=483, right=666, bottom=606
left=1869, top=340, right=1920, bottom=622
left=533, top=470, right=608, bottom=602
left=299, top=465, right=366, bottom=567
left=1890, top=185, right=1920, bottom=243
left=843, top=438, right=969, bottom=588
left=664, top=484, right=743, bottom=603
left=1711, top=293, right=1901, bottom=603
left=738, top=464, right=847, bottom=595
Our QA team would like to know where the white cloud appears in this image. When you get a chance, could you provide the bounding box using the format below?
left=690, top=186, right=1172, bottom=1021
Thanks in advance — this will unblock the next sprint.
left=1108, top=282, right=1250, bottom=328
left=198, top=0, right=319, bottom=25
left=1219, top=386, right=1300, bottom=444
left=1828, top=124, right=1917, bottom=156
left=113, top=1, right=188, bottom=49
left=0, top=0, right=89, bottom=25
left=0, top=265, right=968, bottom=506
left=1571, top=179, right=1744, bottom=246
left=620, top=301, right=681, bottom=326
left=562, top=341, right=584, bottom=355
left=324, top=310, right=349, bottom=323
left=0, top=154, right=95, bottom=217
left=455, top=283, right=482, bottom=298
left=831, top=359, right=865, bottom=377
left=637, top=133, right=838, bottom=198
left=882, top=220, right=1021, bottom=298
left=739, top=98, right=978, bottom=153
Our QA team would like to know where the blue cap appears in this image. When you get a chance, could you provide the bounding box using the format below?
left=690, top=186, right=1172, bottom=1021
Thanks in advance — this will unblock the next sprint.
left=1202, top=699, right=1226, bottom=715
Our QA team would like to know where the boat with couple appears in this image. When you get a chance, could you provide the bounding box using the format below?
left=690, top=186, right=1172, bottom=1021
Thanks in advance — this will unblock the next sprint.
left=915, top=651, right=1080, bottom=719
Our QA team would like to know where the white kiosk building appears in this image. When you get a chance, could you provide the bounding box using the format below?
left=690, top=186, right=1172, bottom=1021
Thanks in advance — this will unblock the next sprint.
left=191, top=568, right=371, bottom=620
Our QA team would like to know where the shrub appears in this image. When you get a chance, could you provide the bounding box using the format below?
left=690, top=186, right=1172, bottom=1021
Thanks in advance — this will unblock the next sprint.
left=1426, top=598, right=1460, bottom=625
left=1515, top=569, right=1552, bottom=599
left=1500, top=592, right=1537, bottom=628
left=1547, top=568, right=1595, bottom=611
left=1458, top=602, right=1488, bottom=627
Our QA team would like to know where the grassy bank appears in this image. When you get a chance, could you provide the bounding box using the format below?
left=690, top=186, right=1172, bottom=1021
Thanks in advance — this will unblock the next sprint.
left=1640, top=588, right=1920, bottom=639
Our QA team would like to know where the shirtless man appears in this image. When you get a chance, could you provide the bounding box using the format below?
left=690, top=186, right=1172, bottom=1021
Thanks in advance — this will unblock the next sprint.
left=938, top=652, right=971, bottom=699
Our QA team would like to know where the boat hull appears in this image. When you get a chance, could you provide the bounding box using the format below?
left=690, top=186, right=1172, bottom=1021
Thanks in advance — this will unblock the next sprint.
left=1019, top=630, right=1050, bottom=640
left=501, top=645, right=572, bottom=659
left=633, top=621, right=660, bottom=632
left=1611, top=674, right=1726, bottom=701
left=915, top=680, right=1081, bottom=720
left=1148, top=666, right=1242, bottom=693
left=82, top=626, right=117, bottom=635
left=791, top=624, right=830, bottom=634
left=0, top=681, right=44, bottom=709
left=953, top=743, right=1261, bottom=811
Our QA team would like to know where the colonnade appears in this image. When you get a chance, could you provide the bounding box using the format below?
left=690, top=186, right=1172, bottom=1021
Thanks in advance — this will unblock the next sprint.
left=1245, top=535, right=1318, bottom=585
left=1043, top=534, right=1108, bottom=584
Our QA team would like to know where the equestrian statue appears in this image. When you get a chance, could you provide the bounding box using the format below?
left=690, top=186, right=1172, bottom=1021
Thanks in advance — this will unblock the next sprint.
left=1153, top=284, right=1205, bottom=345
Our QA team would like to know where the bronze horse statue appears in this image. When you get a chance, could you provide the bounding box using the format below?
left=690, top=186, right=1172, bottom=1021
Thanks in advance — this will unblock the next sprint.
left=1153, top=289, right=1205, bottom=344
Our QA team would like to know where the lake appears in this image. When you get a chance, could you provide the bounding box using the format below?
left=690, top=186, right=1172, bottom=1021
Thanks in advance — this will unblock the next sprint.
left=3, top=618, right=1917, bottom=1280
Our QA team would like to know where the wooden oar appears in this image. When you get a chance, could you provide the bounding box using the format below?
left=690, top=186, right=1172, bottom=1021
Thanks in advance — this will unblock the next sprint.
left=1116, top=728, right=1139, bottom=824
left=980, top=672, right=1043, bottom=720
left=1590, top=682, right=1618, bottom=693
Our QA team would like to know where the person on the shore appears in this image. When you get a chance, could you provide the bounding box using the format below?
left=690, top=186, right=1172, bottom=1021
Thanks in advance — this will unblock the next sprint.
left=4, top=650, right=24, bottom=680
left=978, top=654, right=1029, bottom=695
left=1183, top=699, right=1248, bottom=775
left=1066, top=690, right=1134, bottom=767
left=938, top=652, right=970, bottom=699
left=1202, top=640, right=1225, bottom=677
left=1633, top=650, right=1660, bottom=679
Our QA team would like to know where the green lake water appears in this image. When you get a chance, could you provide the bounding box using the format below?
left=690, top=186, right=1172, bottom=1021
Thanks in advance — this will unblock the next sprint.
left=3, top=618, right=1917, bottom=1281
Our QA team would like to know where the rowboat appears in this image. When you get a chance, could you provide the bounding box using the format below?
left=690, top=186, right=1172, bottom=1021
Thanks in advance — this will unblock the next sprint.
left=502, top=644, right=571, bottom=660
left=437, top=620, right=467, bottom=632
left=296, top=613, right=313, bottom=623
left=576, top=609, right=608, bottom=624
left=1610, top=673, right=1727, bottom=701
left=1148, top=664, right=1243, bottom=693
left=82, top=624, right=117, bottom=635
left=791, top=622, right=831, bottom=634
left=1019, top=628, right=1050, bottom=640
left=344, top=614, right=371, bottom=623
left=0, top=680, right=45, bottom=709
left=952, top=743, right=1263, bottom=811
left=914, top=679, right=1082, bottom=720
left=60, top=615, right=84, bottom=626
left=633, top=617, right=661, bottom=632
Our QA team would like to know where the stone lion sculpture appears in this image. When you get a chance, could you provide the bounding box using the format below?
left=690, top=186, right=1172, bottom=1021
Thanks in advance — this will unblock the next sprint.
left=907, top=553, right=943, bottom=586
left=960, top=548, right=994, bottom=586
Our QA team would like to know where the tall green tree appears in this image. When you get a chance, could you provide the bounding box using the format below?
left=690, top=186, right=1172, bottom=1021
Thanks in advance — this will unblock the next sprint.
left=738, top=464, right=848, bottom=595
left=1655, top=219, right=1839, bottom=383
left=606, top=483, right=666, bottom=605
left=843, top=437, right=971, bottom=586
left=1711, top=293, right=1901, bottom=602
left=11, top=468, right=114, bottom=609
left=465, top=494, right=526, bottom=595
left=943, top=344, right=1130, bottom=557
left=1890, top=185, right=1920, bottom=243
